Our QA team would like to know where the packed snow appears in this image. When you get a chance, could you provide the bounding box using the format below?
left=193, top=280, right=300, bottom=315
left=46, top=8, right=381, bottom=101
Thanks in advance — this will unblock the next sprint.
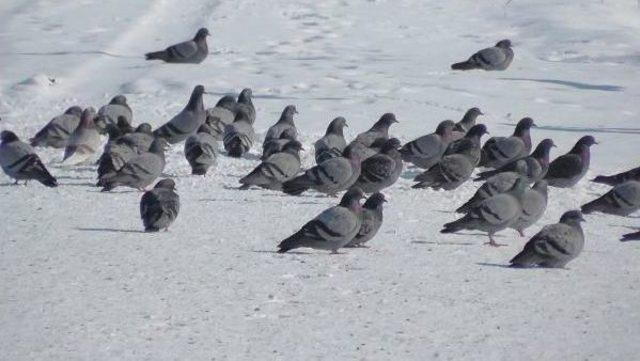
left=1, top=0, right=640, bottom=360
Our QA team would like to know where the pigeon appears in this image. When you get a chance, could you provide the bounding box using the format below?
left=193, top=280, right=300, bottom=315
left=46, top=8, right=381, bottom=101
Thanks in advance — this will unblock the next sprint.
left=236, top=88, right=256, bottom=125
left=277, top=187, right=365, bottom=253
left=354, top=138, right=403, bottom=193
left=314, top=116, right=348, bottom=164
left=223, top=108, right=255, bottom=157
left=264, top=105, right=298, bottom=143
left=510, top=210, right=585, bottom=268
left=153, top=85, right=207, bottom=144
left=475, top=138, right=555, bottom=182
left=592, top=166, right=640, bottom=186
left=479, top=117, right=535, bottom=169
left=261, top=128, right=297, bottom=160
left=621, top=230, right=640, bottom=241
left=451, top=39, right=514, bottom=71
left=205, top=95, right=237, bottom=140
left=96, top=123, right=138, bottom=180
left=114, top=116, right=134, bottom=135
left=96, top=95, right=133, bottom=130
left=412, top=139, right=478, bottom=191
left=184, top=124, right=218, bottom=175
left=345, top=192, right=386, bottom=248
left=443, top=124, right=489, bottom=166
left=282, top=144, right=361, bottom=196
left=98, top=137, right=167, bottom=192
left=119, top=123, right=155, bottom=153
left=349, top=113, right=398, bottom=149
left=347, top=140, right=382, bottom=162
left=510, top=180, right=549, bottom=236
left=581, top=180, right=640, bottom=217
left=400, top=120, right=456, bottom=169
left=457, top=172, right=523, bottom=214
left=0, top=130, right=57, bottom=187
left=544, top=135, right=597, bottom=188
left=452, top=107, right=483, bottom=140
left=240, top=140, right=303, bottom=191
left=145, top=27, right=210, bottom=64
left=62, top=107, right=102, bottom=165
left=441, top=177, right=528, bottom=246
left=140, top=179, right=180, bottom=232
left=30, top=106, right=82, bottom=148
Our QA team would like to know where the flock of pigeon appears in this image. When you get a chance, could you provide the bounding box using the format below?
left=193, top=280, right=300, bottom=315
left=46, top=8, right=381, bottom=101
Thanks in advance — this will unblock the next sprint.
left=1, top=28, right=639, bottom=268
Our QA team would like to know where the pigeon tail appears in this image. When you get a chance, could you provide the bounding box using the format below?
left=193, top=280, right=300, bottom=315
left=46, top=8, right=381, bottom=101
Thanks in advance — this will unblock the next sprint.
left=580, top=199, right=601, bottom=215
left=440, top=217, right=469, bottom=234
left=451, top=61, right=479, bottom=70
left=621, top=231, right=640, bottom=242
left=282, top=174, right=313, bottom=195
left=191, top=166, right=208, bottom=176
left=145, top=51, right=168, bottom=61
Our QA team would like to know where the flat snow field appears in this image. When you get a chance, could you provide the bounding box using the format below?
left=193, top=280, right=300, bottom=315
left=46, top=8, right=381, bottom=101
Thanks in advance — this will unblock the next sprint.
left=1, top=0, right=640, bottom=360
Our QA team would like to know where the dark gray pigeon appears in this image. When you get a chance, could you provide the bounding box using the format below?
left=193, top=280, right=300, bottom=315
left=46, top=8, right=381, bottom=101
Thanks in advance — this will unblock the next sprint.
left=223, top=108, right=255, bottom=157
left=236, top=88, right=256, bottom=125
left=282, top=144, right=361, bottom=196
left=240, top=140, right=303, bottom=191
left=154, top=85, right=207, bottom=144
left=277, top=187, right=365, bottom=253
left=621, top=230, right=640, bottom=241
left=30, top=106, right=82, bottom=148
left=400, top=120, right=456, bottom=169
left=441, top=177, right=528, bottom=246
left=457, top=172, right=523, bottom=213
left=581, top=180, right=640, bottom=217
left=184, top=124, right=218, bottom=175
left=412, top=139, right=478, bottom=191
left=510, top=210, right=585, bottom=268
left=96, top=123, right=138, bottom=180
left=350, top=113, right=398, bottom=149
left=0, top=130, right=57, bottom=187
left=140, top=179, right=180, bottom=232
left=592, top=166, right=640, bottom=186
left=475, top=138, right=555, bottom=182
left=452, top=107, right=483, bottom=140
left=544, top=136, right=597, bottom=188
left=345, top=192, right=386, bottom=248
left=354, top=138, right=402, bottom=193
left=510, top=180, right=548, bottom=236
left=145, top=28, right=210, bottom=64
left=451, top=39, right=514, bottom=71
left=443, top=124, right=489, bottom=166
left=206, top=95, right=237, bottom=140
left=479, top=117, right=535, bottom=169
left=261, top=128, right=296, bottom=160
left=96, top=95, right=133, bottom=130
left=264, top=105, right=298, bottom=143
left=314, top=116, right=348, bottom=164
left=62, top=107, right=102, bottom=165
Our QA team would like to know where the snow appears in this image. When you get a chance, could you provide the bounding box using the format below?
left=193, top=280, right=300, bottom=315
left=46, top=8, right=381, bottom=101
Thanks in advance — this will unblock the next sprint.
left=1, top=0, right=640, bottom=359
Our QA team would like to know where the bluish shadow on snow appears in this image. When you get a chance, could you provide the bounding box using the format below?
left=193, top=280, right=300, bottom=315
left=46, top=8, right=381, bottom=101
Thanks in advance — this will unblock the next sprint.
left=76, top=227, right=145, bottom=234
left=1, top=50, right=140, bottom=59
left=499, top=77, right=624, bottom=92
left=498, top=123, right=640, bottom=135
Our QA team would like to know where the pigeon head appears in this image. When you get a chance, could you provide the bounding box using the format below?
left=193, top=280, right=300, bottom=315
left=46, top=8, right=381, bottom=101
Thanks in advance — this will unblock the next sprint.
left=364, top=192, right=387, bottom=209
left=155, top=178, right=176, bottom=190
left=559, top=210, right=586, bottom=225
left=381, top=138, right=401, bottom=152
left=327, top=116, right=348, bottom=136
left=465, top=124, right=489, bottom=138
left=186, top=85, right=206, bottom=110
left=279, top=105, right=297, bottom=123
left=65, top=106, right=83, bottom=116
left=135, top=123, right=153, bottom=134
left=238, top=88, right=253, bottom=104
left=531, top=138, right=555, bottom=161
left=279, top=127, right=297, bottom=140
left=340, top=187, right=366, bottom=208
left=110, top=95, right=127, bottom=105
left=496, top=39, right=512, bottom=48
left=461, top=107, right=483, bottom=125
left=570, top=135, right=597, bottom=154
left=436, top=120, right=456, bottom=136
left=194, top=28, right=210, bottom=40
left=515, top=117, right=536, bottom=132
left=282, top=140, right=304, bottom=153
left=577, top=135, right=598, bottom=147
left=0, top=130, right=19, bottom=143
left=215, top=95, right=237, bottom=110
left=80, top=107, right=97, bottom=127
left=372, top=113, right=398, bottom=130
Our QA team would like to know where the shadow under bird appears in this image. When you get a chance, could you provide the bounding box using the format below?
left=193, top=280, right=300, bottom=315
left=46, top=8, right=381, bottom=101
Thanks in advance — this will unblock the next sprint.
left=0, top=130, right=57, bottom=187
left=345, top=192, right=387, bottom=248
left=153, top=85, right=207, bottom=144
left=145, top=27, right=210, bottom=64
left=140, top=179, right=180, bottom=232
left=30, top=106, right=82, bottom=148
left=451, top=39, right=514, bottom=71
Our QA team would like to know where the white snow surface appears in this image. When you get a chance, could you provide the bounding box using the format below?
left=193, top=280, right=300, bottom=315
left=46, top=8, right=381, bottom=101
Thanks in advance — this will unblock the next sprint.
left=1, top=0, right=640, bottom=360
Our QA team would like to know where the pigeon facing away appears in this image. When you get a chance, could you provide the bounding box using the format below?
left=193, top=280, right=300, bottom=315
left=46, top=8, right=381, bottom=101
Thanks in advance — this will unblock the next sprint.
left=314, top=117, right=348, bottom=164
left=96, top=95, right=133, bottom=130
left=98, top=137, right=167, bottom=191
left=140, top=179, right=180, bottom=232
left=184, top=124, right=218, bottom=175
left=400, top=120, right=455, bottom=169
left=475, top=139, right=555, bottom=182
left=145, top=28, right=210, bottom=64
left=206, top=95, right=237, bottom=140
left=264, top=105, right=298, bottom=143
left=240, top=140, right=303, bottom=191
left=452, top=107, right=483, bottom=140
left=581, top=180, right=640, bottom=217
left=154, top=85, right=207, bottom=144
left=621, top=230, right=640, bottom=241
left=30, top=106, right=82, bottom=148
left=457, top=172, right=523, bottom=214
left=510, top=210, right=585, bottom=268
left=261, top=128, right=296, bottom=160
left=592, top=166, right=640, bottom=187
left=236, top=88, right=256, bottom=125
left=63, top=107, right=102, bottom=165
left=443, top=124, right=489, bottom=166
left=412, top=139, right=478, bottom=191
left=510, top=180, right=549, bottom=236
left=479, top=117, right=535, bottom=169
left=441, top=178, right=528, bottom=246
left=354, top=138, right=403, bottom=193
left=345, top=192, right=386, bottom=248
left=451, top=39, right=514, bottom=71
left=0, top=130, right=57, bottom=187
left=544, top=135, right=597, bottom=188
left=278, top=187, right=365, bottom=253
left=223, top=108, right=256, bottom=157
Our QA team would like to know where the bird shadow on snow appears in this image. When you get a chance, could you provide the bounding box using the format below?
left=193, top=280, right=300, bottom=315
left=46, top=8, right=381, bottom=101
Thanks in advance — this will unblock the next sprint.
left=499, top=77, right=625, bottom=92
left=0, top=50, right=140, bottom=59
left=75, top=227, right=145, bottom=234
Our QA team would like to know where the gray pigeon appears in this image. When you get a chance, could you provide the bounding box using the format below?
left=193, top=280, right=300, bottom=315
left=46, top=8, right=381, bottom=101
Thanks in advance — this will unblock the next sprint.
left=62, top=107, right=102, bottom=165
left=510, top=210, right=585, bottom=268
left=345, top=192, right=386, bottom=248
left=544, top=136, right=597, bottom=188
left=400, top=120, right=456, bottom=169
left=581, top=180, right=640, bottom=217
left=452, top=107, right=483, bottom=140
left=264, top=105, right=298, bottom=143
left=349, top=113, right=398, bottom=149
left=140, top=179, right=180, bottom=232
left=0, top=131, right=57, bottom=187
left=443, top=124, right=489, bottom=166
left=261, top=128, right=296, bottom=160
left=184, top=124, right=218, bottom=175
left=240, top=140, right=303, bottom=191
left=154, top=85, right=207, bottom=144
left=441, top=177, right=528, bottom=246
left=145, top=28, right=210, bottom=64
left=457, top=172, right=523, bottom=214
left=315, top=117, right=348, bottom=164
left=451, top=39, right=514, bottom=71
left=223, top=108, right=255, bottom=157
left=283, top=144, right=361, bottom=196
left=96, top=95, right=133, bottom=130
left=592, top=166, right=640, bottom=186
left=354, top=138, right=403, bottom=193
left=475, top=139, right=555, bottom=182
left=621, top=230, right=640, bottom=241
left=118, top=123, right=155, bottom=153
left=236, top=88, right=256, bottom=125
left=98, top=137, right=167, bottom=192
left=277, top=187, right=365, bottom=253
left=206, top=95, right=237, bottom=140
left=479, top=117, right=535, bottom=169
left=510, top=180, right=549, bottom=236
left=30, top=106, right=82, bottom=148
left=96, top=123, right=138, bottom=180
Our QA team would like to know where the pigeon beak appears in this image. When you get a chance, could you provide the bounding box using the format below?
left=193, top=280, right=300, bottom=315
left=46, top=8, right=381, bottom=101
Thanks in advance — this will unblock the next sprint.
left=579, top=215, right=586, bottom=222
left=532, top=122, right=538, bottom=127
left=344, top=123, right=349, bottom=128
left=552, top=144, right=557, bottom=148
left=479, top=111, right=484, bottom=115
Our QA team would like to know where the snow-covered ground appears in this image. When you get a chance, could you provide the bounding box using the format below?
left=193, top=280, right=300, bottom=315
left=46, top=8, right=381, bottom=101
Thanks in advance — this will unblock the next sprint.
left=1, top=0, right=640, bottom=359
